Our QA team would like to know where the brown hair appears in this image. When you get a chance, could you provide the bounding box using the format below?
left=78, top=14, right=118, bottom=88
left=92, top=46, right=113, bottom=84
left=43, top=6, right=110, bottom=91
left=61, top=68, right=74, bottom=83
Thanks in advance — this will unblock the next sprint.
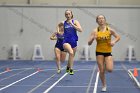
left=96, top=14, right=106, bottom=23
left=65, top=10, right=74, bottom=19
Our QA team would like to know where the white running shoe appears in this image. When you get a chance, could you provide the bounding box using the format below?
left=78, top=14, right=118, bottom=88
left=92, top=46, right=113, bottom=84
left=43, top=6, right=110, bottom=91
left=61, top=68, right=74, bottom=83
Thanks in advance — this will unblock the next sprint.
left=57, top=69, right=61, bottom=74
left=101, top=86, right=107, bottom=92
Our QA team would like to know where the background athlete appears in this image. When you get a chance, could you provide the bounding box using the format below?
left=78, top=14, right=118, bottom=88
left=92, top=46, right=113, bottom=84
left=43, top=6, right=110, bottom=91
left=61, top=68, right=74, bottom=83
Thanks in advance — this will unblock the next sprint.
left=50, top=23, right=67, bottom=74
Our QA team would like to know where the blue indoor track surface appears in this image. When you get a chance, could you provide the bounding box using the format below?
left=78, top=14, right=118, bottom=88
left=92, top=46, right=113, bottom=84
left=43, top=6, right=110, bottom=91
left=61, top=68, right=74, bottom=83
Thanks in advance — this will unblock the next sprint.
left=0, top=60, right=140, bottom=93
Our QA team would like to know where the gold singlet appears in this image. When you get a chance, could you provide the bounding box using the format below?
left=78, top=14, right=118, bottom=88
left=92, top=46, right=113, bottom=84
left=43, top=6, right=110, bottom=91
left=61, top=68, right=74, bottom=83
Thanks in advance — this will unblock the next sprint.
left=96, top=26, right=112, bottom=53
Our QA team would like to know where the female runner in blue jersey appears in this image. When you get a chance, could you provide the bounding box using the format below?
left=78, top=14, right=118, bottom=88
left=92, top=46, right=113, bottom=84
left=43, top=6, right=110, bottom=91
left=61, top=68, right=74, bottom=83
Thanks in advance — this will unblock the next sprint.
left=57, top=10, right=83, bottom=75
left=50, top=23, right=67, bottom=74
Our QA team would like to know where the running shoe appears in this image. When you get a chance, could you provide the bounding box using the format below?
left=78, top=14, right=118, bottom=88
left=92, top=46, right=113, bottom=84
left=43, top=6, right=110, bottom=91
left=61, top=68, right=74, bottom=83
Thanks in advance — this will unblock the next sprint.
left=69, top=69, right=74, bottom=75
left=66, top=66, right=70, bottom=73
left=57, top=69, right=61, bottom=74
left=101, top=86, right=107, bottom=92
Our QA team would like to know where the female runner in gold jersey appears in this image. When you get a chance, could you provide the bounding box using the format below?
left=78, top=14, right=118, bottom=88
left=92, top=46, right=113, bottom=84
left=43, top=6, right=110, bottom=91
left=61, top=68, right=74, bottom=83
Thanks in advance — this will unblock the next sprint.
left=88, top=15, right=120, bottom=92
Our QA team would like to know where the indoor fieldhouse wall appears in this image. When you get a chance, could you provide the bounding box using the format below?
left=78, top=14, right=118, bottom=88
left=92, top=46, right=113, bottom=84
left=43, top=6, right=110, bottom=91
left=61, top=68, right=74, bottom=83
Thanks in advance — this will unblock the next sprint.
left=0, top=0, right=140, bottom=5
left=0, top=6, right=140, bottom=61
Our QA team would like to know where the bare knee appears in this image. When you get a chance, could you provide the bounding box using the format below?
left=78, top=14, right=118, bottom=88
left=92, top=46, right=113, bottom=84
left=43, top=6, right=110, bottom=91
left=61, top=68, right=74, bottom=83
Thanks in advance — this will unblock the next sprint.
left=100, top=70, right=105, bottom=75
left=106, top=68, right=113, bottom=73
left=69, top=51, right=74, bottom=57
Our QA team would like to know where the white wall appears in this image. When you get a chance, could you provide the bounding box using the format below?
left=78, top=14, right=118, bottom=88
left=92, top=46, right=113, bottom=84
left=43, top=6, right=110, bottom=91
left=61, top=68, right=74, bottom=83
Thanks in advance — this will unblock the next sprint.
left=0, top=0, right=140, bottom=5
left=0, top=6, right=140, bottom=61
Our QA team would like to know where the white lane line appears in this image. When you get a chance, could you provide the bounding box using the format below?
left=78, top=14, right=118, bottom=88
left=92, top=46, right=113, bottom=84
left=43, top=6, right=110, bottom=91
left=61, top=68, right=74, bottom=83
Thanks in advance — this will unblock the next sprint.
left=12, top=68, right=34, bottom=71
left=128, top=70, right=140, bottom=88
left=56, top=85, right=94, bottom=88
left=93, top=71, right=100, bottom=93
left=28, top=66, right=67, bottom=93
left=27, top=74, right=56, bottom=93
left=128, top=68, right=140, bottom=71
left=0, top=70, right=28, bottom=82
left=86, top=65, right=97, bottom=93
left=43, top=73, right=68, bottom=93
left=0, top=71, right=39, bottom=91
left=0, top=71, right=9, bottom=75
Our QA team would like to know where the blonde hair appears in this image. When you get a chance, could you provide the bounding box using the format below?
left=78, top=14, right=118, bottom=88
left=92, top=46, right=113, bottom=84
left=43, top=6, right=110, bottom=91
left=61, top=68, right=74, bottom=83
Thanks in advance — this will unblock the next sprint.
left=58, top=23, right=63, bottom=27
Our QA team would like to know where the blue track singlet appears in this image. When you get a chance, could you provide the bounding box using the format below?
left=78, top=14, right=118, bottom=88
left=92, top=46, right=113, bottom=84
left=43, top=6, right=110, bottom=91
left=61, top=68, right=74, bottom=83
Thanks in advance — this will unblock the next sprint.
left=55, top=33, right=65, bottom=51
left=63, top=20, right=78, bottom=48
